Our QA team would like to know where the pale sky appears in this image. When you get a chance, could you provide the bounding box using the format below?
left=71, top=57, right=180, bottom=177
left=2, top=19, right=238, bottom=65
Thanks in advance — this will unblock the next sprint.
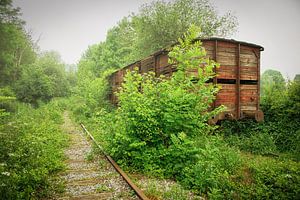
left=13, top=0, right=300, bottom=79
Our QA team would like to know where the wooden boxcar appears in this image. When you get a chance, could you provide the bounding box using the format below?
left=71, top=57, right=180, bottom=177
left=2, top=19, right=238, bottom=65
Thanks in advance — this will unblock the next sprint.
left=108, top=38, right=264, bottom=122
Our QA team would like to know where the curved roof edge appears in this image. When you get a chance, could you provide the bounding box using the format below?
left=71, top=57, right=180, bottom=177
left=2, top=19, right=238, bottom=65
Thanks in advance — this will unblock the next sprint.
left=200, top=37, right=264, bottom=51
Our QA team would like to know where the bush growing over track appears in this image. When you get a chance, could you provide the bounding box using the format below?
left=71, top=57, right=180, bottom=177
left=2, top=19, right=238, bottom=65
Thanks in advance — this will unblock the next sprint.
left=71, top=26, right=300, bottom=199
left=0, top=100, right=68, bottom=199
left=109, top=26, right=225, bottom=177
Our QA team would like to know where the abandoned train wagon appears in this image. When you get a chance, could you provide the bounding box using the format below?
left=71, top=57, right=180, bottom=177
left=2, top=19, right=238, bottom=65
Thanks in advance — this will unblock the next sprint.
left=108, top=38, right=264, bottom=122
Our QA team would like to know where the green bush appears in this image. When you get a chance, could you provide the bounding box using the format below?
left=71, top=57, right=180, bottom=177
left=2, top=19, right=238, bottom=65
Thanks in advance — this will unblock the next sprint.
left=0, top=101, right=68, bottom=199
left=227, top=156, right=300, bottom=199
left=225, top=131, right=277, bottom=155
left=109, top=26, right=223, bottom=177
left=180, top=136, right=241, bottom=196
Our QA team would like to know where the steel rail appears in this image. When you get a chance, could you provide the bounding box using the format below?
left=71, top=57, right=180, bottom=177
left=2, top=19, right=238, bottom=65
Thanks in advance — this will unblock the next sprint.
left=80, top=123, right=149, bottom=200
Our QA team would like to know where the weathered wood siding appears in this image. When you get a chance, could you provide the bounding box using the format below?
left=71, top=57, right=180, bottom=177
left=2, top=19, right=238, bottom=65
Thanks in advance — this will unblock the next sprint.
left=108, top=38, right=264, bottom=121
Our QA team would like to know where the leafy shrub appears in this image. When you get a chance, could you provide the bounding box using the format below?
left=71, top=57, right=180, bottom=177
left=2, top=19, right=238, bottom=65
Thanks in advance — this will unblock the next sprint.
left=225, top=131, right=277, bottom=155
left=0, top=101, right=67, bottom=199
left=180, top=136, right=241, bottom=196
left=109, top=26, right=223, bottom=177
left=249, top=158, right=300, bottom=199
left=227, top=156, right=300, bottom=200
left=0, top=87, right=17, bottom=113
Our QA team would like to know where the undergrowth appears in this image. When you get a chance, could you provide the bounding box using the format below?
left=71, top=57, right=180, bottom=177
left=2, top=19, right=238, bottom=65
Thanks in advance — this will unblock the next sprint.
left=0, top=100, right=68, bottom=199
left=69, top=26, right=300, bottom=199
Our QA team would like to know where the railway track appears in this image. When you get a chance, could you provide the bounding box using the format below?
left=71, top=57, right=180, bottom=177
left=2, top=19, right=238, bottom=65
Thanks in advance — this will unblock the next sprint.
left=58, top=112, right=149, bottom=200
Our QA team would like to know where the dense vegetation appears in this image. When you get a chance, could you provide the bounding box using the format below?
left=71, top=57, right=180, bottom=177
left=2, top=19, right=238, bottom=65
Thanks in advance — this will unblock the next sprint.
left=0, top=1, right=74, bottom=106
left=0, top=100, right=67, bottom=199
left=73, top=24, right=300, bottom=198
left=0, top=1, right=72, bottom=199
left=71, top=0, right=299, bottom=197
left=1, top=0, right=299, bottom=199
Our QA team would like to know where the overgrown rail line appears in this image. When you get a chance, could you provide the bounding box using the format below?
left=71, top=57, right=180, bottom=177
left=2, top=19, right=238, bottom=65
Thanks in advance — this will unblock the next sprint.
left=80, top=124, right=149, bottom=200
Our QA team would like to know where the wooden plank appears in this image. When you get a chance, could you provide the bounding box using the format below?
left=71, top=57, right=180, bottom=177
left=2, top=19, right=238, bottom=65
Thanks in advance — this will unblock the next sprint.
left=217, top=51, right=236, bottom=58
left=240, top=84, right=257, bottom=90
left=158, top=54, right=169, bottom=68
left=241, top=105, right=257, bottom=111
left=240, top=53, right=256, bottom=59
left=216, top=65, right=237, bottom=78
left=216, top=41, right=237, bottom=48
left=240, top=58, right=258, bottom=65
left=202, top=41, right=215, bottom=47
left=240, top=74, right=257, bottom=80
left=240, top=95, right=258, bottom=103
left=217, top=46, right=236, bottom=53
left=217, top=73, right=237, bottom=79
left=240, top=90, right=258, bottom=95
left=217, top=55, right=236, bottom=66
left=216, top=95, right=236, bottom=102
left=141, top=56, right=155, bottom=73
left=240, top=48, right=257, bottom=55
left=240, top=45, right=260, bottom=52
left=217, top=65, right=237, bottom=72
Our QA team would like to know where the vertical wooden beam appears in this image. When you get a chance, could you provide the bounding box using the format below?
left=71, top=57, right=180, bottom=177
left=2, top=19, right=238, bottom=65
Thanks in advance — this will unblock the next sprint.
left=213, top=40, right=218, bottom=108
left=237, top=43, right=241, bottom=119
left=154, top=54, right=158, bottom=77
left=138, top=61, right=141, bottom=73
left=256, top=50, right=260, bottom=112
left=252, top=49, right=260, bottom=113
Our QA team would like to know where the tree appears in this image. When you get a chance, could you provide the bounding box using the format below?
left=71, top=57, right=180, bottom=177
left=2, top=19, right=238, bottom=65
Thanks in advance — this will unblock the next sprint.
left=0, top=0, right=23, bottom=25
left=15, top=51, right=70, bottom=105
left=261, top=69, right=286, bottom=106
left=0, top=0, right=36, bottom=87
left=77, top=0, right=238, bottom=80
left=132, top=0, right=238, bottom=58
left=294, top=74, right=300, bottom=82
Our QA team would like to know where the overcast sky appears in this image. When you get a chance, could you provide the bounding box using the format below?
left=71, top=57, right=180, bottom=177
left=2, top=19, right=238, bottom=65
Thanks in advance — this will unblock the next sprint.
left=13, top=0, right=300, bottom=79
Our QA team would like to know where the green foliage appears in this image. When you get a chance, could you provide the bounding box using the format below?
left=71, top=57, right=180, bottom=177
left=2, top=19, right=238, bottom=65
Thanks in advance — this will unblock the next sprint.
left=132, top=0, right=237, bottom=58
left=226, top=132, right=277, bottom=155
left=294, top=74, right=300, bottom=82
left=15, top=51, right=71, bottom=105
left=0, top=86, right=16, bottom=112
left=0, top=101, right=67, bottom=199
left=261, top=69, right=286, bottom=106
left=226, top=156, right=300, bottom=200
left=181, top=136, right=241, bottom=195
left=108, top=26, right=224, bottom=180
left=1, top=2, right=72, bottom=105
left=73, top=70, right=112, bottom=119
left=248, top=158, right=300, bottom=199
left=76, top=0, right=238, bottom=82
left=0, top=0, right=23, bottom=25
left=0, top=1, right=36, bottom=87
